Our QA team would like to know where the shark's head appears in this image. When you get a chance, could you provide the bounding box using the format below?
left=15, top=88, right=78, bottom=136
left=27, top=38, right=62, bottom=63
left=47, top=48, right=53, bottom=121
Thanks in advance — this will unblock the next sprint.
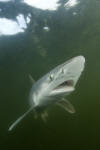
left=49, top=55, right=85, bottom=96
left=30, top=56, right=85, bottom=108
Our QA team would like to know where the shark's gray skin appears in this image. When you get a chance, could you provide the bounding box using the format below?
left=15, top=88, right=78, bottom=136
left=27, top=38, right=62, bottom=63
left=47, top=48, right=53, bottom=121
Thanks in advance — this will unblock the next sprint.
left=8, top=56, right=85, bottom=131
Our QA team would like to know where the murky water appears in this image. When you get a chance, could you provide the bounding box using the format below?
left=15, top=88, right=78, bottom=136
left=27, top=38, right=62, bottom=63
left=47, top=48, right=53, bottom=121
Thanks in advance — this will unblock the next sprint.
left=0, top=0, right=100, bottom=149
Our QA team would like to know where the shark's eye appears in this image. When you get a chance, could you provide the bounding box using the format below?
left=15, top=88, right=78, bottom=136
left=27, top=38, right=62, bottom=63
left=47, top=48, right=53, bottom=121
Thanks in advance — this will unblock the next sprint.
left=49, top=74, right=54, bottom=81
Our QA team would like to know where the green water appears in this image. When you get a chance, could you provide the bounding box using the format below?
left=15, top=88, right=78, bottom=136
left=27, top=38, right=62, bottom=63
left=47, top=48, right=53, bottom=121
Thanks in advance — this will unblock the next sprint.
left=0, top=0, right=100, bottom=149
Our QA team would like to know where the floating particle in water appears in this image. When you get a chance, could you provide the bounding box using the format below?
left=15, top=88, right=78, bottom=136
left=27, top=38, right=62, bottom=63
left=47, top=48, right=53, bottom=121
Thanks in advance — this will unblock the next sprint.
left=37, top=46, right=47, bottom=57
left=43, top=26, right=50, bottom=32
left=73, top=12, right=77, bottom=15
left=33, top=36, right=40, bottom=44
left=26, top=13, right=31, bottom=24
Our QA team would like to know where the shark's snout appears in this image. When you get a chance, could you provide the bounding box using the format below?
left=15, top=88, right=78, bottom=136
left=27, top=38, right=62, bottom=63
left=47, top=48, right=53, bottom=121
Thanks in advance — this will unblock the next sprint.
left=49, top=56, right=85, bottom=96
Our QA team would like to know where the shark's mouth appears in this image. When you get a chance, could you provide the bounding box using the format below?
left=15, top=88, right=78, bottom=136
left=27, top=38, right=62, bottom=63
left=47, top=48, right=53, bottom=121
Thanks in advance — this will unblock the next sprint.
left=50, top=80, right=75, bottom=96
left=57, top=80, right=74, bottom=88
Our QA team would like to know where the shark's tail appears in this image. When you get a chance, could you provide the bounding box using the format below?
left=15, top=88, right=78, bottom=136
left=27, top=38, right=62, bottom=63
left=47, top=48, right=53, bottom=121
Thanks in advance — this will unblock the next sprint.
left=8, top=107, right=33, bottom=132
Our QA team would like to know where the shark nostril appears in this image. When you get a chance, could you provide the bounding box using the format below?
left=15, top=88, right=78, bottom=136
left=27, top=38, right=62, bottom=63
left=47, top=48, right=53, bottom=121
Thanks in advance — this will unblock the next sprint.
left=61, top=68, right=65, bottom=74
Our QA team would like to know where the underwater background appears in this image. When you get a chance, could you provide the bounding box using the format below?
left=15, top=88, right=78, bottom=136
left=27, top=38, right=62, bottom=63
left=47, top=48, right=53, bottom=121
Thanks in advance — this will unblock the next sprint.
left=0, top=0, right=100, bottom=149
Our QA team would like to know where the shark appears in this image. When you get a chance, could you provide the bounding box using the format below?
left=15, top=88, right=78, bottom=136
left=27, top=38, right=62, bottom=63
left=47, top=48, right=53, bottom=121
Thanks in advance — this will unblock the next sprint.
left=8, top=55, right=85, bottom=131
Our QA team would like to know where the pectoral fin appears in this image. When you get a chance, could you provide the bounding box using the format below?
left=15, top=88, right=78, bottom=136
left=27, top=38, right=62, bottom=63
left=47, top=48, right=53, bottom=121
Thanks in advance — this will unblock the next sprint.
left=29, top=74, right=35, bottom=84
left=56, top=98, right=76, bottom=114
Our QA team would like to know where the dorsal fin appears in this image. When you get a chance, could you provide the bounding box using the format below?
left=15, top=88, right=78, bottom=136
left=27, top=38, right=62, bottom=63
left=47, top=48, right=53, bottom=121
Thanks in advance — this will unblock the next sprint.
left=28, top=74, right=35, bottom=84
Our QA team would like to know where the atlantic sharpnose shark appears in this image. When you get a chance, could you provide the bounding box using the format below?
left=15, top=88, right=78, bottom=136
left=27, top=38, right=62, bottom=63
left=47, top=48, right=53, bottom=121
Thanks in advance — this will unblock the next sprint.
left=8, top=55, right=85, bottom=131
